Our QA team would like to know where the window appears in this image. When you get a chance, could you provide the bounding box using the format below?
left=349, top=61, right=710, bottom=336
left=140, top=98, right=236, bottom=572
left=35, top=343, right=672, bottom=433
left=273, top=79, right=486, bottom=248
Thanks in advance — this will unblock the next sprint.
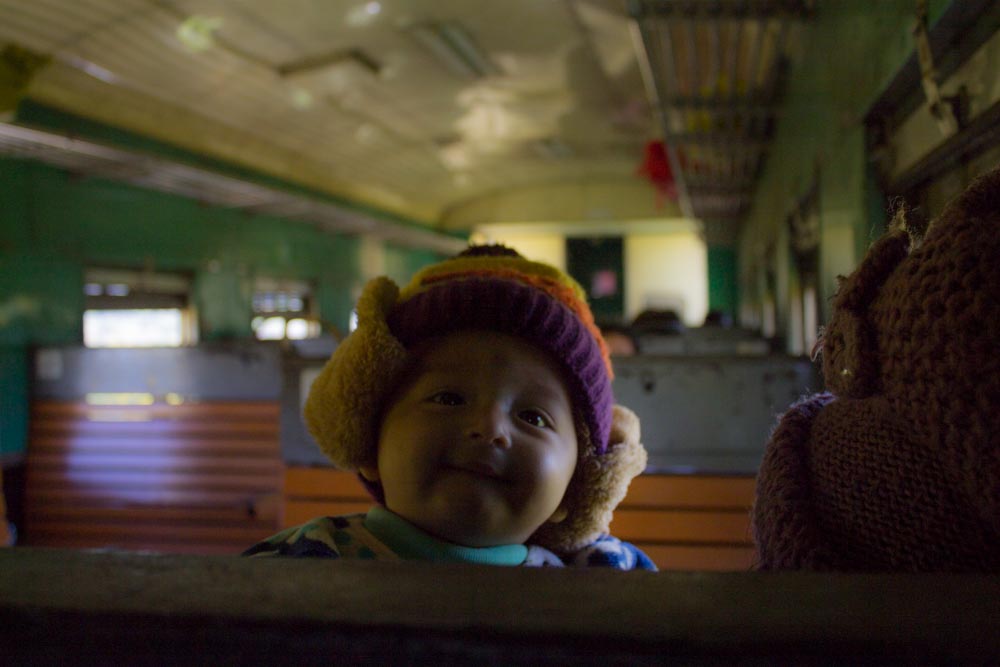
left=866, top=0, right=1000, bottom=221
left=787, top=184, right=821, bottom=357
left=83, top=268, right=196, bottom=348
left=84, top=309, right=185, bottom=347
left=251, top=279, right=320, bottom=341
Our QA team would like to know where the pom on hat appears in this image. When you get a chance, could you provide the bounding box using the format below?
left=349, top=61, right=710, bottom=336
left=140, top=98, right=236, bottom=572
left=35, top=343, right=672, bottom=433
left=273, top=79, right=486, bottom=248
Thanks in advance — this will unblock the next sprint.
left=304, top=244, right=647, bottom=553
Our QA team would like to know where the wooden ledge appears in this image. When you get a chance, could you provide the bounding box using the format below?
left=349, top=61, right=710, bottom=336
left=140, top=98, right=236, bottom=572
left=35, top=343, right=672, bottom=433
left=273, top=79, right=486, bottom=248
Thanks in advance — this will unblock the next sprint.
left=1, top=548, right=998, bottom=664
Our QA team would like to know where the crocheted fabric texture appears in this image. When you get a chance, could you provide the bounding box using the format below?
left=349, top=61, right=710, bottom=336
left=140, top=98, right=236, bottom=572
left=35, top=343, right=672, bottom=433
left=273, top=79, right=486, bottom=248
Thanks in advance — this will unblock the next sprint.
left=752, top=167, right=1000, bottom=572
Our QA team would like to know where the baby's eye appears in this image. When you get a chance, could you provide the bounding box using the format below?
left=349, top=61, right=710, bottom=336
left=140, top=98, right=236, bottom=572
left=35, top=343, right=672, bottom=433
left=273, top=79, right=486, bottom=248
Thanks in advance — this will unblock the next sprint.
left=518, top=409, right=552, bottom=429
left=429, top=391, right=465, bottom=406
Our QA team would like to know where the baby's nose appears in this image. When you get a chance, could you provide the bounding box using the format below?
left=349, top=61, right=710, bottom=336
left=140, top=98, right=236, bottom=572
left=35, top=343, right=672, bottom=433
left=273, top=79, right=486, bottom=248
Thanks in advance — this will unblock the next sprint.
left=465, top=403, right=511, bottom=448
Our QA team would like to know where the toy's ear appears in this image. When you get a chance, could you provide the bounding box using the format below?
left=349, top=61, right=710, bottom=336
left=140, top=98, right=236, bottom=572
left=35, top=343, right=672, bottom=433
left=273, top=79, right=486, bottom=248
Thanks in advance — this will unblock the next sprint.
left=821, top=226, right=913, bottom=398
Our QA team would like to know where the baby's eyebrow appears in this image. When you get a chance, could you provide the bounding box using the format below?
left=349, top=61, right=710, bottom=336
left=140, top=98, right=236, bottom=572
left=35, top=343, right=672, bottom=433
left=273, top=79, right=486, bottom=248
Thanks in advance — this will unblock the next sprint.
left=416, top=367, right=569, bottom=405
left=414, top=364, right=466, bottom=377
left=518, top=381, right=572, bottom=409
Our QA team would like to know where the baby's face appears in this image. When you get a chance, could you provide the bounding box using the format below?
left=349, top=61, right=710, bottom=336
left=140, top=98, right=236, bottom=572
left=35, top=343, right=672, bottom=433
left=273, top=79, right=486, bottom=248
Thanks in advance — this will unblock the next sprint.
left=372, top=330, right=579, bottom=547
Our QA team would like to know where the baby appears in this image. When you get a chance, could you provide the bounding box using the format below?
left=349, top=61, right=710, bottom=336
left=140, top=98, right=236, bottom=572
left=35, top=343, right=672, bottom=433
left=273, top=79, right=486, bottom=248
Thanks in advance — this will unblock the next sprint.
left=245, top=245, right=655, bottom=569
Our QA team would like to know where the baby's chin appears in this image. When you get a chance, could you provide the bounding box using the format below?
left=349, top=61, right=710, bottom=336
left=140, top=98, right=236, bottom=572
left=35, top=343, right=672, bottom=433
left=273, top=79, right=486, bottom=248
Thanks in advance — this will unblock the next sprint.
left=430, top=523, right=536, bottom=548
left=410, top=498, right=539, bottom=548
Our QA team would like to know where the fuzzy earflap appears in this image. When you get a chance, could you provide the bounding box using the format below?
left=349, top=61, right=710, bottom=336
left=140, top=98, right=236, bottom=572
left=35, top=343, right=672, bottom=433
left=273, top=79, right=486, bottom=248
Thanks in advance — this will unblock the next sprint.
left=303, top=277, right=409, bottom=471
left=530, top=405, right=647, bottom=553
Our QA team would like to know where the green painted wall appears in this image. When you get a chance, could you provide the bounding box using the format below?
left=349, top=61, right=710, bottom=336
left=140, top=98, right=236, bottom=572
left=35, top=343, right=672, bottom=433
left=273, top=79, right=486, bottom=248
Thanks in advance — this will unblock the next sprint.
left=0, top=154, right=447, bottom=455
left=707, top=245, right=737, bottom=319
left=383, top=245, right=442, bottom=286
left=16, top=100, right=452, bottom=237
left=1, top=158, right=366, bottom=338
left=738, top=0, right=951, bottom=336
left=0, top=346, right=27, bottom=459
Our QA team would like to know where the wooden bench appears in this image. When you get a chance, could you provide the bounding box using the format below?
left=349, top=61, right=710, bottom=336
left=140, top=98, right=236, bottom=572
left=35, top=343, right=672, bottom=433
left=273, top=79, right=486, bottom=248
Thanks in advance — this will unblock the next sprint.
left=23, top=397, right=757, bottom=567
left=24, top=400, right=283, bottom=554
left=283, top=466, right=756, bottom=570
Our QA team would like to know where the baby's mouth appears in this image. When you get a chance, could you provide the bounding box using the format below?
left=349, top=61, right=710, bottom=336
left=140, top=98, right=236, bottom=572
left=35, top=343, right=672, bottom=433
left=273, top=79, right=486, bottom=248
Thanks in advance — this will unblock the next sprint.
left=446, top=453, right=506, bottom=481
left=457, top=460, right=502, bottom=479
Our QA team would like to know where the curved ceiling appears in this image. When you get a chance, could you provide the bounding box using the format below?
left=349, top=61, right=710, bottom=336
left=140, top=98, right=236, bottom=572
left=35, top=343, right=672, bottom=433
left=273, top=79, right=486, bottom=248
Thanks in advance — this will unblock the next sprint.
left=0, top=0, right=812, bottom=239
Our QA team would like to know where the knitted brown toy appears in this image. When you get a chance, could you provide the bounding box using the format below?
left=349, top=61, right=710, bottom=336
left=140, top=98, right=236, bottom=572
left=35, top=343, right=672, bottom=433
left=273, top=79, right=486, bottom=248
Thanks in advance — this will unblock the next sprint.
left=751, top=166, right=1000, bottom=572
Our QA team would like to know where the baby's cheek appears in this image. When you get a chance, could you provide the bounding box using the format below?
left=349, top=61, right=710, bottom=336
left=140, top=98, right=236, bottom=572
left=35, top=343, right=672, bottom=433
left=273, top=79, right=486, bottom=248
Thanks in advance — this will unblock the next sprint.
left=509, top=447, right=547, bottom=483
left=534, top=444, right=576, bottom=490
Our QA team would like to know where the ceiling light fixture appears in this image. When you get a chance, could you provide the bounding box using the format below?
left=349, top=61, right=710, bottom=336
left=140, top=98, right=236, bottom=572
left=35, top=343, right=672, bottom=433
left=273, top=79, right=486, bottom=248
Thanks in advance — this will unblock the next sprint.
left=61, top=54, right=119, bottom=85
left=176, top=15, right=222, bottom=53
left=410, top=21, right=501, bottom=79
left=347, top=2, right=382, bottom=27
left=290, top=88, right=314, bottom=110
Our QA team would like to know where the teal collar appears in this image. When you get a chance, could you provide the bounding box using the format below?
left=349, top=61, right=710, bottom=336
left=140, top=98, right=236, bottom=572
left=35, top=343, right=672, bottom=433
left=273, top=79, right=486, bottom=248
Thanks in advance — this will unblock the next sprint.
left=364, top=506, right=528, bottom=566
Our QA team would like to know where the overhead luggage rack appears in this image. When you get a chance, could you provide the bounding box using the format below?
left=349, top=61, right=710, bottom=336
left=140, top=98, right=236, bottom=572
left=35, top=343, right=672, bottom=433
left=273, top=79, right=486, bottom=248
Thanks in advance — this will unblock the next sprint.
left=629, top=0, right=815, bottom=234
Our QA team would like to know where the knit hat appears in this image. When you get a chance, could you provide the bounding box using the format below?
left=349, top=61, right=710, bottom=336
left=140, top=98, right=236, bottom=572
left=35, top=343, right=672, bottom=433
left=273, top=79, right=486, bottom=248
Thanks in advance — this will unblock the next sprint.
left=304, top=245, right=648, bottom=553
left=751, top=167, right=1000, bottom=572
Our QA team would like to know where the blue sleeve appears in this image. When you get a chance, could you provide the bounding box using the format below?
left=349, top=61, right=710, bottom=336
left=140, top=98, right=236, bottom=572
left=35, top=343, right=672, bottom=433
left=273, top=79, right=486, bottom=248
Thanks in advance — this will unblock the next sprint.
left=567, top=535, right=658, bottom=571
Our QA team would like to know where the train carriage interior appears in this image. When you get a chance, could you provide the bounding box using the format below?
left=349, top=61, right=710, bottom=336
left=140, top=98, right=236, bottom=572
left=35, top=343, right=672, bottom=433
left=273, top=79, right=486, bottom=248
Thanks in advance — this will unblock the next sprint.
left=1, top=0, right=999, bottom=662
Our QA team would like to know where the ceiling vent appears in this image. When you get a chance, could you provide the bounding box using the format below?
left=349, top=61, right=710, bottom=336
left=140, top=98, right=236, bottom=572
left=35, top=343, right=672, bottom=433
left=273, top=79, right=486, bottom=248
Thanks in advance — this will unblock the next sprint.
left=409, top=21, right=501, bottom=79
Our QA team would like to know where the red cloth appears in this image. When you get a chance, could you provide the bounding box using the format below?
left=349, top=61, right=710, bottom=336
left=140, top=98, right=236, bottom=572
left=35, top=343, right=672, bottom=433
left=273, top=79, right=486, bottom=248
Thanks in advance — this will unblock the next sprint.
left=637, top=140, right=678, bottom=205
